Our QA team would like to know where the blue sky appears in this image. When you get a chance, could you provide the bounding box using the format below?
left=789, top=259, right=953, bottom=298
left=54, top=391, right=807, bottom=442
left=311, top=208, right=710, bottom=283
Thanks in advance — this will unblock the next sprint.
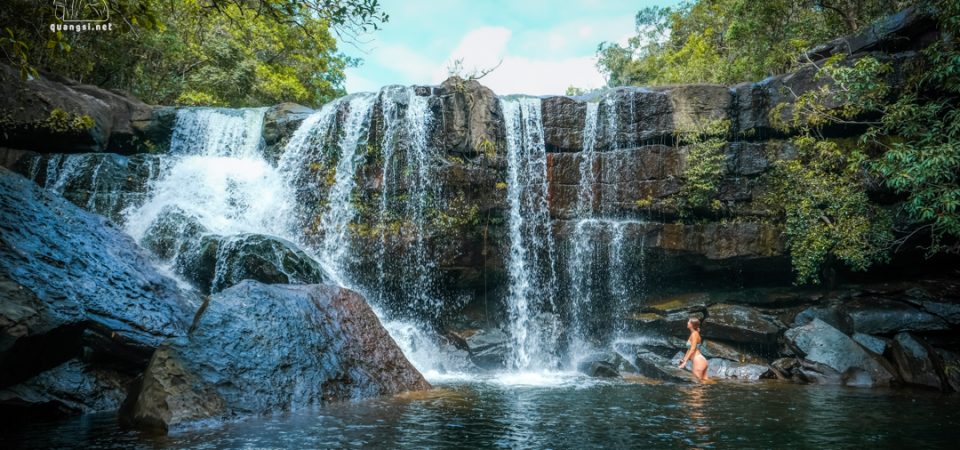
left=342, top=0, right=680, bottom=96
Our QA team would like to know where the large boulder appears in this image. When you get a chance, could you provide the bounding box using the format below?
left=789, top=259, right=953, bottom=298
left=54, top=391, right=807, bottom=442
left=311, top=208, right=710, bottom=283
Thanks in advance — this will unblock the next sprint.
left=119, top=281, right=430, bottom=433
left=842, top=298, right=949, bottom=335
left=784, top=319, right=897, bottom=387
left=175, top=233, right=331, bottom=294
left=0, top=168, right=195, bottom=419
left=633, top=350, right=693, bottom=383
left=703, top=303, right=782, bottom=347
left=448, top=328, right=511, bottom=370
left=0, top=63, right=173, bottom=154
left=890, top=333, right=949, bottom=391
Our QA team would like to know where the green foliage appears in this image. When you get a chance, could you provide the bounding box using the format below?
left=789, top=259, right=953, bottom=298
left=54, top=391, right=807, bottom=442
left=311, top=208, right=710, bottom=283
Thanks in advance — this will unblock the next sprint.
left=763, top=137, right=893, bottom=284
left=598, top=0, right=912, bottom=86
left=674, top=119, right=730, bottom=216
left=0, top=0, right=388, bottom=107
left=44, top=108, right=96, bottom=132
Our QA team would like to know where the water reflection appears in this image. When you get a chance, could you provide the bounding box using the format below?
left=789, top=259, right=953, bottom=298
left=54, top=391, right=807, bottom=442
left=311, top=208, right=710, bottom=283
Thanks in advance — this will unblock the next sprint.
left=4, top=380, right=960, bottom=449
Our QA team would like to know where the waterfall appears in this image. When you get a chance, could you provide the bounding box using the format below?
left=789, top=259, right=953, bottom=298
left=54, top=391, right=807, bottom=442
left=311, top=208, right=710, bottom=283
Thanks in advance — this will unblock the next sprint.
left=501, top=97, right=560, bottom=371
left=313, top=94, right=377, bottom=285
left=124, top=107, right=300, bottom=260
left=565, top=94, right=648, bottom=357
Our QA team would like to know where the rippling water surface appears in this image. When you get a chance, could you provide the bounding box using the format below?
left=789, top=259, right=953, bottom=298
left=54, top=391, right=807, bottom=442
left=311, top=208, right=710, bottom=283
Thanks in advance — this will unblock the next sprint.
left=5, top=374, right=960, bottom=449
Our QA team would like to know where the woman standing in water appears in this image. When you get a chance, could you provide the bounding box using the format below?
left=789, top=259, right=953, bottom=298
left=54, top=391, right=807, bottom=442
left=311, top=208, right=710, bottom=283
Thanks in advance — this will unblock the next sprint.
left=679, top=317, right=709, bottom=382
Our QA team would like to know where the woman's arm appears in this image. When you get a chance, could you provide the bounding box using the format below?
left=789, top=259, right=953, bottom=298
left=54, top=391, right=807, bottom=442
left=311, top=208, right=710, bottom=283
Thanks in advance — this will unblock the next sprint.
left=678, top=334, right=698, bottom=368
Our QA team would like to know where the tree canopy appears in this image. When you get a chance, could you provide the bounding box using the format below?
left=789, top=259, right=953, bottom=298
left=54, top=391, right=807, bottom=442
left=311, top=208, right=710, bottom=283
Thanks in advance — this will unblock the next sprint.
left=0, top=0, right=388, bottom=107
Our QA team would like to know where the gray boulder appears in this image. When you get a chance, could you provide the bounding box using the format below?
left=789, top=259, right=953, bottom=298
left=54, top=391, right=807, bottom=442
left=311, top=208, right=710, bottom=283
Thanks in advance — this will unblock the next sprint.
left=119, top=281, right=430, bottom=433
left=890, top=333, right=948, bottom=391
left=785, top=318, right=897, bottom=387
left=704, top=303, right=782, bottom=346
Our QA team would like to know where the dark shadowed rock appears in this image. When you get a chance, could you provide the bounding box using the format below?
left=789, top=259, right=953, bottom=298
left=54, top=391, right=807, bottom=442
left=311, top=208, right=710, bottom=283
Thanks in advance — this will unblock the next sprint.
left=890, top=333, right=948, bottom=391
left=842, top=298, right=948, bottom=334
left=704, top=303, right=781, bottom=346
left=0, top=168, right=195, bottom=419
left=452, top=328, right=511, bottom=370
left=174, top=233, right=330, bottom=294
left=852, top=333, right=887, bottom=355
left=577, top=352, right=638, bottom=378
left=704, top=358, right=771, bottom=380
left=0, top=63, right=172, bottom=154
left=785, top=319, right=896, bottom=387
left=634, top=350, right=692, bottom=383
left=262, top=102, right=314, bottom=163
left=935, top=349, right=960, bottom=393
left=0, top=359, right=128, bottom=421
left=120, top=281, right=430, bottom=433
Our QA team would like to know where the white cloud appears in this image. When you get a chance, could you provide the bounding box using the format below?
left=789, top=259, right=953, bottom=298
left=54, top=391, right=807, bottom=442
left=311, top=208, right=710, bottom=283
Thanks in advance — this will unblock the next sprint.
left=431, top=27, right=512, bottom=83
left=480, top=55, right=606, bottom=96
left=430, top=26, right=605, bottom=96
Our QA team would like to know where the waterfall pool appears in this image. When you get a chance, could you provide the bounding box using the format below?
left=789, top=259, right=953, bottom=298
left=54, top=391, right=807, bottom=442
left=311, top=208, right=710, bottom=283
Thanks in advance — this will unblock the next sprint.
left=6, top=375, right=958, bottom=449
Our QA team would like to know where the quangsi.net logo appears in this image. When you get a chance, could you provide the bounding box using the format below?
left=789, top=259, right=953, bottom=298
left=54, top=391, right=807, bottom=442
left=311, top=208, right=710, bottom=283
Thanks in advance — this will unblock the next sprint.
left=50, top=0, right=114, bottom=32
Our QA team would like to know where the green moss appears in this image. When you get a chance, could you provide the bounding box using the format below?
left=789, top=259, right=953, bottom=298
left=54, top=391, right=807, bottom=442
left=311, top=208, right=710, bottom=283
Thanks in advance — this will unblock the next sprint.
left=43, top=108, right=95, bottom=132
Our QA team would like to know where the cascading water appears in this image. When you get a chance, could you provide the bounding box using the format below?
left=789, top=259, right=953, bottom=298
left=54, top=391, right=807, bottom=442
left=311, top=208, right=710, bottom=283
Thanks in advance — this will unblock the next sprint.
left=565, top=93, right=648, bottom=359
left=124, top=108, right=298, bottom=242
left=501, top=97, right=561, bottom=371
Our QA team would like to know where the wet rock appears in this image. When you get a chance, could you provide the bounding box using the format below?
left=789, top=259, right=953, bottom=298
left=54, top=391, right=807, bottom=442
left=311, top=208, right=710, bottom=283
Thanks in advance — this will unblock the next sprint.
left=262, top=102, right=314, bottom=163
left=432, top=77, right=504, bottom=156
left=704, top=304, right=781, bottom=346
left=770, top=357, right=800, bottom=380
left=139, top=205, right=208, bottom=260
left=634, top=350, right=692, bottom=383
left=120, top=281, right=430, bottom=433
left=890, top=333, right=948, bottom=391
left=0, top=168, right=195, bottom=418
left=705, top=358, right=772, bottom=380
left=792, top=304, right=852, bottom=334
left=935, top=349, right=960, bottom=393
left=700, top=340, right=766, bottom=364
left=175, top=233, right=330, bottom=294
left=785, top=319, right=896, bottom=387
left=0, top=63, right=170, bottom=154
left=852, top=333, right=887, bottom=355
left=0, top=359, right=128, bottom=421
left=541, top=96, right=586, bottom=152
left=2, top=152, right=163, bottom=222
left=625, top=311, right=692, bottom=339
left=842, top=298, right=948, bottom=335
left=794, top=359, right=844, bottom=385
left=577, top=352, right=638, bottom=378
left=453, top=328, right=511, bottom=370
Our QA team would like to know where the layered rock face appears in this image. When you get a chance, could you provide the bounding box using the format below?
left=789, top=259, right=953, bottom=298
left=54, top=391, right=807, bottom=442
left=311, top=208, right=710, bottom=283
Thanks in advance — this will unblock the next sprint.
left=120, top=281, right=430, bottom=432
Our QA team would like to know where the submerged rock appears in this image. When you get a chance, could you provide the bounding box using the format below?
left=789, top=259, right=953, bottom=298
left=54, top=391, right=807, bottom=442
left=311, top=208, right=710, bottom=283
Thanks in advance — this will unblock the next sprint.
left=784, top=319, right=897, bottom=387
left=120, top=281, right=430, bottom=433
left=577, top=352, right=639, bottom=378
left=0, top=168, right=195, bottom=419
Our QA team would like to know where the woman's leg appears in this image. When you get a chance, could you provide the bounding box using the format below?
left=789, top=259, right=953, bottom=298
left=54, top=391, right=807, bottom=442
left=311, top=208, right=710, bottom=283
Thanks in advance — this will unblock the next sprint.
left=693, top=355, right=709, bottom=381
